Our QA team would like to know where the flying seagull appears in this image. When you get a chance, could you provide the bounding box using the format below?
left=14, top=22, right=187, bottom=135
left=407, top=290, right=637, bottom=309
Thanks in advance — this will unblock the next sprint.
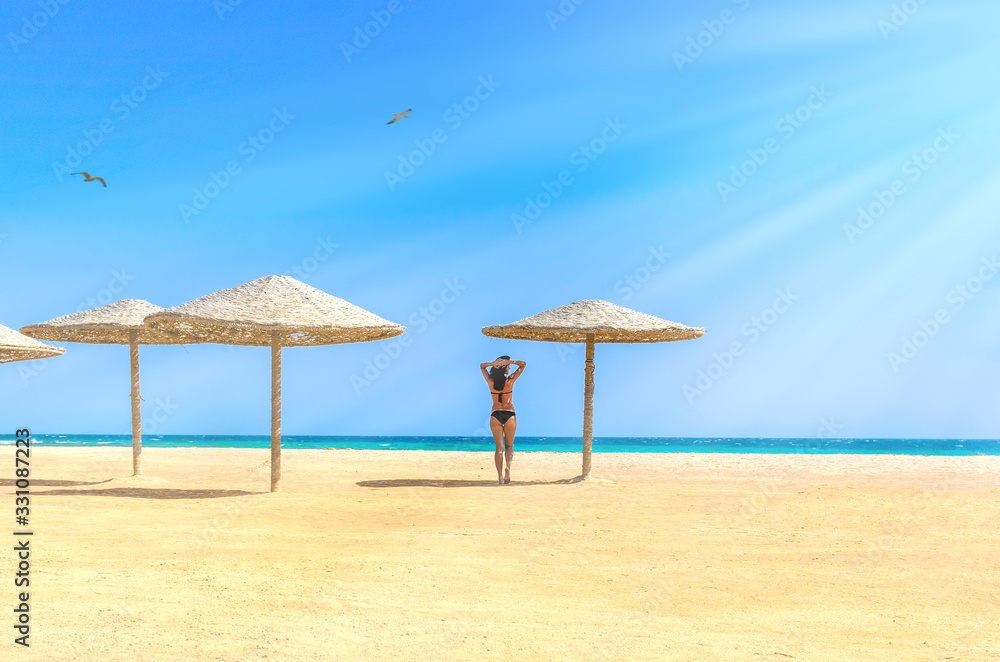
left=71, top=172, right=106, bottom=187
left=387, top=109, right=412, bottom=125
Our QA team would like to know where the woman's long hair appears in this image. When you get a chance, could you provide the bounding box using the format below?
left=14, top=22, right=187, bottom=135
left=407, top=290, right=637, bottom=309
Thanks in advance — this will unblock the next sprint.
left=488, top=356, right=511, bottom=391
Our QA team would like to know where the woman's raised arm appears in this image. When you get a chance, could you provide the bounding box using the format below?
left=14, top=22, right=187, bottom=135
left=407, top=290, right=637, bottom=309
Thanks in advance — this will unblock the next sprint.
left=508, top=360, right=526, bottom=381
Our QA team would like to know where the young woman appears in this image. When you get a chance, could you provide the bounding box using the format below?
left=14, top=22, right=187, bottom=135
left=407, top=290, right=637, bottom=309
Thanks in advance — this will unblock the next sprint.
left=479, top=355, right=526, bottom=484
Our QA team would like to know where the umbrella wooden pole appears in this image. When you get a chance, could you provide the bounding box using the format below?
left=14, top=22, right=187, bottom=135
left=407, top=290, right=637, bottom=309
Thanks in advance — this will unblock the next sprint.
left=129, top=330, right=142, bottom=476
left=270, top=336, right=282, bottom=492
left=582, top=336, right=595, bottom=478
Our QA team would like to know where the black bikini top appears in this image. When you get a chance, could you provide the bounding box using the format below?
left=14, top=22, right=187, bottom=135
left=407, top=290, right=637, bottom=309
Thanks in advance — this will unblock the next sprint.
left=492, top=374, right=510, bottom=403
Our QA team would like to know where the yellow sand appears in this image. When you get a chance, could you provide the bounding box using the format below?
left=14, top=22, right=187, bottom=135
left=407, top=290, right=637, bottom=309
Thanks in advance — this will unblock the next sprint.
left=3, top=447, right=999, bottom=661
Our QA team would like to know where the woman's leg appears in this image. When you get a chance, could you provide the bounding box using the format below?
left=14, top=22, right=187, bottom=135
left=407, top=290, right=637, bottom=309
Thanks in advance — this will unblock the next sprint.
left=502, top=415, right=517, bottom=483
left=489, top=415, right=504, bottom=484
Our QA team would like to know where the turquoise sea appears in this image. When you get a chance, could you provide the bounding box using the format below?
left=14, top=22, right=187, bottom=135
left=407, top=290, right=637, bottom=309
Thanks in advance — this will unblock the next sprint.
left=2, top=434, right=998, bottom=455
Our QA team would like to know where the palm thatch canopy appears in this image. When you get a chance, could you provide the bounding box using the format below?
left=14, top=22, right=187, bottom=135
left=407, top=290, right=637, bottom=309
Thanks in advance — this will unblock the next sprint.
left=0, top=323, right=65, bottom=363
left=144, top=275, right=405, bottom=346
left=483, top=300, right=704, bottom=479
left=20, top=299, right=180, bottom=345
left=144, top=275, right=406, bottom=492
left=482, top=300, right=705, bottom=344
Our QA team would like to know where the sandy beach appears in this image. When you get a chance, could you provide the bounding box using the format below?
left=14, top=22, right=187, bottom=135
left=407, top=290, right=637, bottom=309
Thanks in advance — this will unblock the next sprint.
left=3, top=447, right=998, bottom=661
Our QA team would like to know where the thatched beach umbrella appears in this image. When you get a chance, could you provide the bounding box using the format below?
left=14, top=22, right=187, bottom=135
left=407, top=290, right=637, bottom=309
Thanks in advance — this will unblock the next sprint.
left=143, top=275, right=406, bottom=492
left=1, top=323, right=65, bottom=363
left=21, top=300, right=180, bottom=477
left=482, top=300, right=704, bottom=478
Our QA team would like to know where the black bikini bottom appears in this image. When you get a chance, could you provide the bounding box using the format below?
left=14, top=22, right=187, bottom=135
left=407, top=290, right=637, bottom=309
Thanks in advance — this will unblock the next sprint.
left=491, top=410, right=516, bottom=425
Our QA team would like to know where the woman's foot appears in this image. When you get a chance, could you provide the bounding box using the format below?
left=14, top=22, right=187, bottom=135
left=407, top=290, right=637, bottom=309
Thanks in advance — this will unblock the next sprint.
left=503, top=468, right=511, bottom=484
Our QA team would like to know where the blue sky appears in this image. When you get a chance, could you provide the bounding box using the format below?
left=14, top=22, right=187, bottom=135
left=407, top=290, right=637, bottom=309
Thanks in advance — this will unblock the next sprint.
left=2, top=0, right=999, bottom=439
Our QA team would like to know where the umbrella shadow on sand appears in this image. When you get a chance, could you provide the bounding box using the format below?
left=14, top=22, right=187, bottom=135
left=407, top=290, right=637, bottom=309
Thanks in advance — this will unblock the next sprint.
left=358, top=477, right=589, bottom=488
left=34, top=487, right=261, bottom=499
left=0, top=478, right=115, bottom=488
